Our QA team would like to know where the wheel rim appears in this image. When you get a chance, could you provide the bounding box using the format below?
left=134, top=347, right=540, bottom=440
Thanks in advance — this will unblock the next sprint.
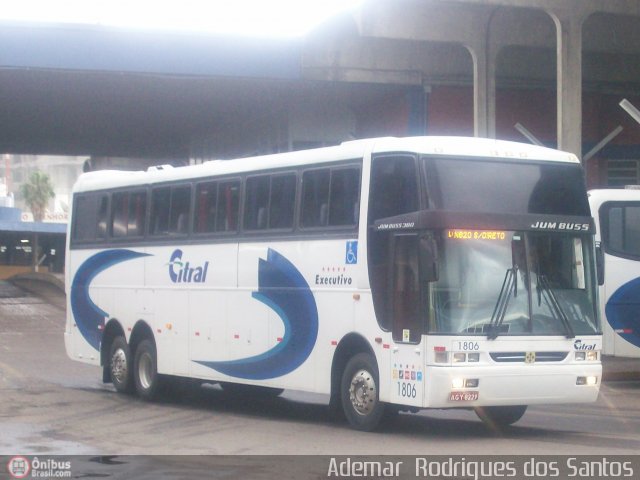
left=348, top=368, right=377, bottom=416
left=138, top=352, right=154, bottom=390
left=111, top=348, right=128, bottom=384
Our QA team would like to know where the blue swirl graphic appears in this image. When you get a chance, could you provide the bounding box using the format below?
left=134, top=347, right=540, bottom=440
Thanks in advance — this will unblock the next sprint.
left=605, top=276, right=640, bottom=349
left=70, top=249, right=150, bottom=351
left=197, top=248, right=318, bottom=379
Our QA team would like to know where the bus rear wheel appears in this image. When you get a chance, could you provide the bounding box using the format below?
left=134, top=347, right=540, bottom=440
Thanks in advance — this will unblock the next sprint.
left=341, top=353, right=385, bottom=431
left=109, top=336, right=133, bottom=393
left=134, top=339, right=161, bottom=401
left=474, top=405, right=527, bottom=427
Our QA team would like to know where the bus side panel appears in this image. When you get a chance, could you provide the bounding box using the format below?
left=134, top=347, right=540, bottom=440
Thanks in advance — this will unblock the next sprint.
left=603, top=254, right=640, bottom=357
left=195, top=239, right=359, bottom=393
left=590, top=192, right=640, bottom=358
left=66, top=247, right=148, bottom=365
left=142, top=244, right=231, bottom=377
left=66, top=248, right=102, bottom=365
left=189, top=289, right=232, bottom=379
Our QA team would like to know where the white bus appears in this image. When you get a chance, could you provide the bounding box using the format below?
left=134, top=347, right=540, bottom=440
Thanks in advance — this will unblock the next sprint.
left=65, top=136, right=601, bottom=431
left=589, top=187, right=640, bottom=358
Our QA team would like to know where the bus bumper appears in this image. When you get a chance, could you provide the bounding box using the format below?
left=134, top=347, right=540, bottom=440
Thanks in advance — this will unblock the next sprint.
left=423, top=363, right=602, bottom=408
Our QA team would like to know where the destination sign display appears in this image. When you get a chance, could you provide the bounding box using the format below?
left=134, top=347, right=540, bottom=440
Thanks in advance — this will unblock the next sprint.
left=446, top=229, right=507, bottom=241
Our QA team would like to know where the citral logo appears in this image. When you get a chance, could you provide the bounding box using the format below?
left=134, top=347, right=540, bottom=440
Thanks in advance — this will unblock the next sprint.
left=168, top=249, right=209, bottom=283
left=574, top=339, right=597, bottom=350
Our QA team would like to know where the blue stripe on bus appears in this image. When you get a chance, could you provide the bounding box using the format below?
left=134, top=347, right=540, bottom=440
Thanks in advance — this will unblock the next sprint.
left=196, top=248, right=318, bottom=380
left=605, top=276, right=640, bottom=349
left=70, top=249, right=150, bottom=351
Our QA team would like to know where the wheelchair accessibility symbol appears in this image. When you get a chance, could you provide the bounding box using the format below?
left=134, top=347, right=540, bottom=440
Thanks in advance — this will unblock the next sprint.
left=345, top=241, right=358, bottom=265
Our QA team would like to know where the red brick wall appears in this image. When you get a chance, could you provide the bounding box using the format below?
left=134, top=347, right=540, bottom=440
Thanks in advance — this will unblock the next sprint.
left=426, top=86, right=640, bottom=187
left=355, top=92, right=412, bottom=138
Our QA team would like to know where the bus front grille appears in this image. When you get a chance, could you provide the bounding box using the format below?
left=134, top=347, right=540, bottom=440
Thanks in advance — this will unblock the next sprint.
left=489, top=351, right=568, bottom=363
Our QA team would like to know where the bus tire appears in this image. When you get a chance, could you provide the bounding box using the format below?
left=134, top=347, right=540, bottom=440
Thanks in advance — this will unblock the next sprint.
left=109, top=336, right=133, bottom=394
left=341, top=353, right=385, bottom=431
left=133, top=339, right=161, bottom=401
left=475, top=405, right=527, bottom=427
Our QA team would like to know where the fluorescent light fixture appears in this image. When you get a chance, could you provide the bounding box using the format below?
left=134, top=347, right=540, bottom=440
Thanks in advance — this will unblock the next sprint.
left=620, top=99, right=640, bottom=125
left=583, top=126, right=623, bottom=162
left=514, top=123, right=544, bottom=147
left=0, top=0, right=365, bottom=37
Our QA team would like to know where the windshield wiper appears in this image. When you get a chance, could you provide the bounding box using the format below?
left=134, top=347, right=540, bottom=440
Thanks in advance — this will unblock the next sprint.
left=537, top=274, right=575, bottom=338
left=488, top=267, right=517, bottom=340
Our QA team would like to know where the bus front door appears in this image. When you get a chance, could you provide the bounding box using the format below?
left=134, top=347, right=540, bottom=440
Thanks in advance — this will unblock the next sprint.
left=388, top=233, right=426, bottom=407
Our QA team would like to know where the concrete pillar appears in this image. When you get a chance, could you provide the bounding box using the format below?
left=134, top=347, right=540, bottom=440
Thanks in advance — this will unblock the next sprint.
left=467, top=46, right=490, bottom=138
left=465, top=9, right=499, bottom=139
left=549, top=11, right=586, bottom=159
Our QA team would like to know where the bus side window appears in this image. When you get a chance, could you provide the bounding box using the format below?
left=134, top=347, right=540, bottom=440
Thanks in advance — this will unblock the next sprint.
left=244, top=176, right=270, bottom=230
left=270, top=174, right=296, bottom=229
left=603, top=204, right=640, bottom=258
left=300, top=166, right=360, bottom=229
left=151, top=188, right=171, bottom=235
left=168, top=186, right=191, bottom=235
left=244, top=173, right=296, bottom=231
left=194, top=181, right=217, bottom=234
left=369, top=155, right=419, bottom=223
left=112, top=191, right=146, bottom=238
left=301, top=169, right=330, bottom=228
left=73, top=194, right=103, bottom=242
left=217, top=181, right=239, bottom=232
left=127, top=191, right=146, bottom=237
left=111, top=192, right=129, bottom=238
left=96, top=195, right=108, bottom=239
left=329, top=168, right=360, bottom=226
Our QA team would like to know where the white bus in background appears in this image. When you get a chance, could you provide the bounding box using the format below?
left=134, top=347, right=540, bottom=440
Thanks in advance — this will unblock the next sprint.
left=589, top=187, right=640, bottom=358
left=65, top=136, right=602, bottom=432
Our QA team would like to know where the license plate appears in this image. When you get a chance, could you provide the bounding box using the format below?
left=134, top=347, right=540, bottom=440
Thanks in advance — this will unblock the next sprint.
left=449, top=391, right=479, bottom=402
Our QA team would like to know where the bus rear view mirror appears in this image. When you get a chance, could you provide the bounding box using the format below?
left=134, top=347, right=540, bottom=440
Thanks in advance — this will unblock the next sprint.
left=420, top=235, right=439, bottom=283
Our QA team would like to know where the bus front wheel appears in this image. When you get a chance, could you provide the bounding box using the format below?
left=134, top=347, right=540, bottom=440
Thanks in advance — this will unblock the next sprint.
left=109, top=336, right=133, bottom=393
left=341, top=353, right=385, bottom=431
left=134, top=339, right=161, bottom=401
left=474, top=405, right=527, bottom=427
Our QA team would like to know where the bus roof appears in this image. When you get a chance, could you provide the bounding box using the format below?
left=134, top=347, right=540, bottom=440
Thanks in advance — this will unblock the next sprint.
left=73, top=136, right=579, bottom=193
left=588, top=187, right=640, bottom=204
left=365, top=136, right=578, bottom=163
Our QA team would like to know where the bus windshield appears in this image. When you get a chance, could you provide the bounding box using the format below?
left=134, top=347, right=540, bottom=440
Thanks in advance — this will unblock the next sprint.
left=430, top=230, right=599, bottom=336
left=424, top=157, right=591, bottom=216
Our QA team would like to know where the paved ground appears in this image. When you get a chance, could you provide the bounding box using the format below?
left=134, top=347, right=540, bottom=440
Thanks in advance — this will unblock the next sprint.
left=1, top=276, right=640, bottom=468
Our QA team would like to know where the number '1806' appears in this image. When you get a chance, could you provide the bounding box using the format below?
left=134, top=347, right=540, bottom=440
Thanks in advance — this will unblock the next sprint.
left=397, top=382, right=417, bottom=398
left=457, top=341, right=480, bottom=351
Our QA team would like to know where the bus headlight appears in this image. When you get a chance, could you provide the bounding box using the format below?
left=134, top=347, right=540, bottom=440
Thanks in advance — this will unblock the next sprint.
left=451, top=378, right=479, bottom=389
left=576, top=376, right=598, bottom=386
left=453, top=353, right=466, bottom=363
left=575, top=351, right=599, bottom=361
